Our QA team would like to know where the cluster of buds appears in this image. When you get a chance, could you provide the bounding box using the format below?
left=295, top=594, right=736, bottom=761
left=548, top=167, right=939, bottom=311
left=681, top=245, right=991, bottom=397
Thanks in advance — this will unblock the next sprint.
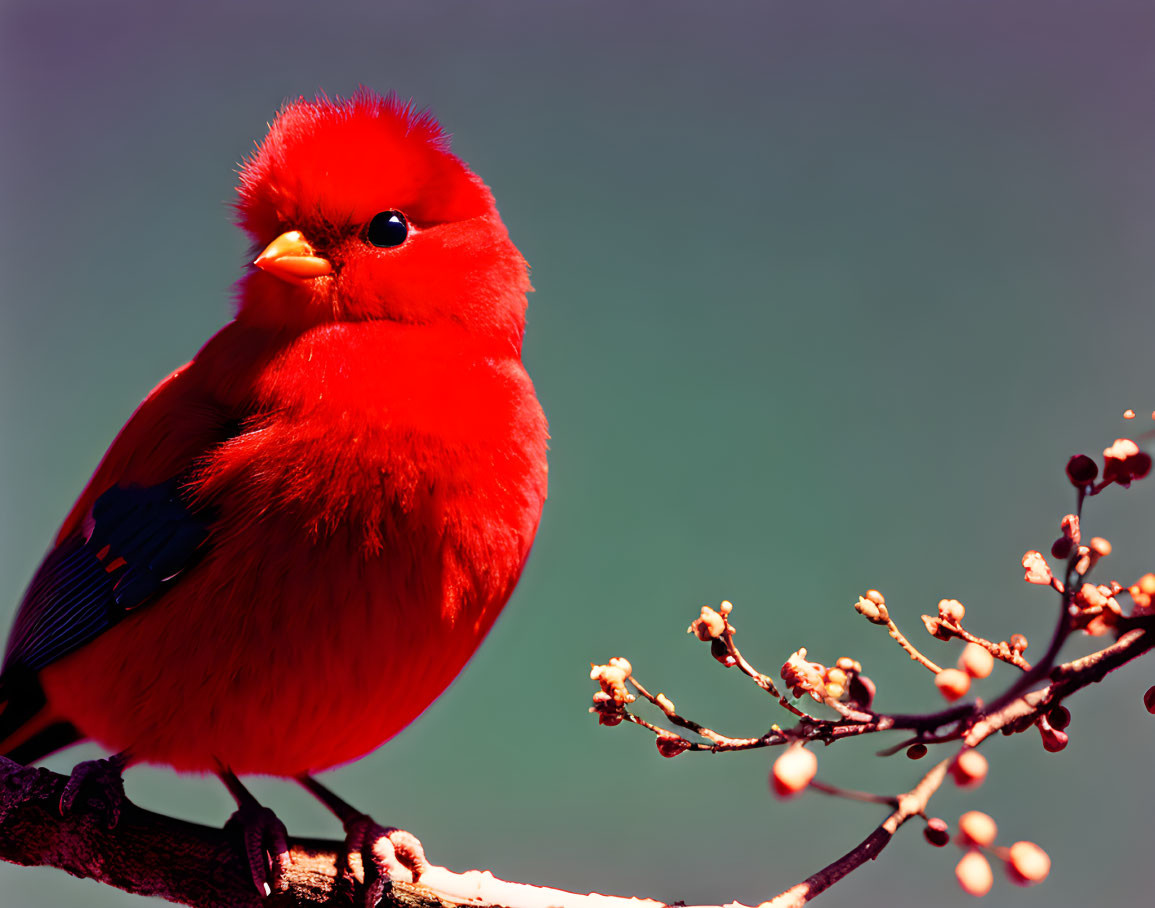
left=1066, top=536, right=1111, bottom=577
left=934, top=810, right=1051, bottom=896
left=687, top=601, right=731, bottom=640
left=780, top=649, right=867, bottom=705
left=1070, top=581, right=1124, bottom=635
left=1099, top=439, right=1152, bottom=488
left=853, top=589, right=889, bottom=624
left=924, top=598, right=1028, bottom=672
left=1043, top=514, right=1112, bottom=578
left=1126, top=573, right=1155, bottom=616
left=1066, top=438, right=1152, bottom=491
left=687, top=601, right=738, bottom=667
left=923, top=597, right=967, bottom=638
left=781, top=649, right=826, bottom=701
left=590, top=657, right=635, bottom=726
left=935, top=641, right=996, bottom=702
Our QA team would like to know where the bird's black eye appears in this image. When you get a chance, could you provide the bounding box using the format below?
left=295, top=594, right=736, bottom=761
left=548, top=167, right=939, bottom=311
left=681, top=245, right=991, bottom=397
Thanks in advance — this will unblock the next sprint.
left=365, top=211, right=408, bottom=248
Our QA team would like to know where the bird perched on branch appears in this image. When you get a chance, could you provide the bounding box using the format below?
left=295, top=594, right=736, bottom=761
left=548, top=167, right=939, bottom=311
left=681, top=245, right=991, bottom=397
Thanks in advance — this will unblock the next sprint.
left=0, top=89, right=548, bottom=900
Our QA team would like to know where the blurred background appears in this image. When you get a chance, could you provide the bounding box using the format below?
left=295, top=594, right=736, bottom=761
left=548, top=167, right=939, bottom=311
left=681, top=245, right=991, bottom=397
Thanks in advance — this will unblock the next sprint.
left=2, top=2, right=1153, bottom=906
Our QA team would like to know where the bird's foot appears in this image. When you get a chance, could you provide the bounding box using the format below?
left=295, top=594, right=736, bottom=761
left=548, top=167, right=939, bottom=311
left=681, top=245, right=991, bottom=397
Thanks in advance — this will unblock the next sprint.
left=340, top=813, right=430, bottom=908
left=59, top=752, right=127, bottom=830
left=296, top=774, right=429, bottom=906
left=220, top=769, right=292, bottom=898
left=224, top=801, right=292, bottom=898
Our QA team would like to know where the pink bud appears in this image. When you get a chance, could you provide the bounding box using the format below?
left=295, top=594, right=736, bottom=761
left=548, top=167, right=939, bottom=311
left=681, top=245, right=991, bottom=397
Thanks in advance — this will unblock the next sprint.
left=935, top=668, right=971, bottom=702
left=958, top=643, right=994, bottom=679
left=950, top=749, right=988, bottom=788
left=771, top=745, right=817, bottom=798
left=956, top=850, right=994, bottom=897
left=1006, top=841, right=1051, bottom=886
left=1022, top=551, right=1053, bottom=586
left=957, top=811, right=998, bottom=848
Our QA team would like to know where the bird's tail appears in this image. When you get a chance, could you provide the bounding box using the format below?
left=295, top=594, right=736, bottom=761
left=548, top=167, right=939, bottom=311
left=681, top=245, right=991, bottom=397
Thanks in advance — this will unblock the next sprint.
left=0, top=672, right=82, bottom=763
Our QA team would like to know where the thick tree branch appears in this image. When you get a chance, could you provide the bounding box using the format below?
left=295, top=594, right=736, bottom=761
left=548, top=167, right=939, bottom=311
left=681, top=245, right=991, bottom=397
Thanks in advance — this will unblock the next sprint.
left=0, top=758, right=456, bottom=908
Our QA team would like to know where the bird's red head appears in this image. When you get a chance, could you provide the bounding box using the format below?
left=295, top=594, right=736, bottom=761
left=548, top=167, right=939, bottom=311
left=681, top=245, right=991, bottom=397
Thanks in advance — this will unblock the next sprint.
left=235, top=90, right=530, bottom=347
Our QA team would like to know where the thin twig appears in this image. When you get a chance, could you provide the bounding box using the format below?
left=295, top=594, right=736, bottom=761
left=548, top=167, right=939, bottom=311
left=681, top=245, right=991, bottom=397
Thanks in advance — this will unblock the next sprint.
left=885, top=619, right=942, bottom=674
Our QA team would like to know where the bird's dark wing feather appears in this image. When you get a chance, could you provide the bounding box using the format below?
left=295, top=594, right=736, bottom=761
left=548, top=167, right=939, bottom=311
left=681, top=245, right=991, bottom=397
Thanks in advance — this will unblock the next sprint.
left=3, top=481, right=210, bottom=674
left=0, top=362, right=234, bottom=761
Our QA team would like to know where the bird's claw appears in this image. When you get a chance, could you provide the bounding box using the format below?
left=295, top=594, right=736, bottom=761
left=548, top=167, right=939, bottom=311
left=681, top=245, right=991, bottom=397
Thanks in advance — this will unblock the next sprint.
left=340, top=813, right=429, bottom=907
left=225, top=801, right=292, bottom=897
left=59, top=754, right=126, bottom=830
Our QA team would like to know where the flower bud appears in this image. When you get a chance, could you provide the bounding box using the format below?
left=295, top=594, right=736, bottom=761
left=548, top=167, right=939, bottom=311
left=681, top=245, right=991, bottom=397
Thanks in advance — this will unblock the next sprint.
left=935, top=668, right=971, bottom=702
left=655, top=735, right=690, bottom=758
left=923, top=817, right=950, bottom=847
left=958, top=643, right=994, bottom=679
left=771, top=744, right=817, bottom=798
left=688, top=606, right=727, bottom=641
left=950, top=749, right=988, bottom=788
left=1102, top=438, right=1151, bottom=487
left=938, top=599, right=966, bottom=623
left=855, top=595, right=888, bottom=624
left=1021, top=551, right=1053, bottom=586
left=1088, top=536, right=1111, bottom=557
left=1006, top=841, right=1051, bottom=886
left=957, top=810, right=997, bottom=848
left=922, top=615, right=949, bottom=640
left=1131, top=574, right=1155, bottom=611
left=590, top=659, right=635, bottom=706
left=1038, top=721, right=1068, bottom=753
left=1065, top=454, right=1098, bottom=485
left=956, top=850, right=994, bottom=897
left=1047, top=705, right=1071, bottom=730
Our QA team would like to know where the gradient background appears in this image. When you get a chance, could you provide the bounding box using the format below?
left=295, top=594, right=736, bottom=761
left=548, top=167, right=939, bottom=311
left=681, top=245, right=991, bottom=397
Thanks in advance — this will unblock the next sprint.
left=2, top=2, right=1153, bottom=906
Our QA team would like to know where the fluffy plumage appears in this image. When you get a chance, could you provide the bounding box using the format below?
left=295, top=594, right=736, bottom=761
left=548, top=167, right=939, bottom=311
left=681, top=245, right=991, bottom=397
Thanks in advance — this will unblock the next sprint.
left=1, top=90, right=548, bottom=777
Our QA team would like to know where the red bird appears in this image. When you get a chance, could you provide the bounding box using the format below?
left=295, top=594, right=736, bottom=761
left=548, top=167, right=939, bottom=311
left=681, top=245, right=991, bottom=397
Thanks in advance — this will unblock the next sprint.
left=0, top=90, right=548, bottom=898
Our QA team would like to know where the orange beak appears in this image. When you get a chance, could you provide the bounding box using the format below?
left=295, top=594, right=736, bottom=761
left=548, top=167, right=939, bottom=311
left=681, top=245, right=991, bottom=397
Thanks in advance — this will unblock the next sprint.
left=253, top=230, right=333, bottom=284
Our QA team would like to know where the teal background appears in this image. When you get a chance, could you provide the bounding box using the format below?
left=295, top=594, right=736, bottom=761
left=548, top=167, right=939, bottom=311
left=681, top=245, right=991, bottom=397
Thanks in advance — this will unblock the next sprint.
left=2, top=2, right=1153, bottom=906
